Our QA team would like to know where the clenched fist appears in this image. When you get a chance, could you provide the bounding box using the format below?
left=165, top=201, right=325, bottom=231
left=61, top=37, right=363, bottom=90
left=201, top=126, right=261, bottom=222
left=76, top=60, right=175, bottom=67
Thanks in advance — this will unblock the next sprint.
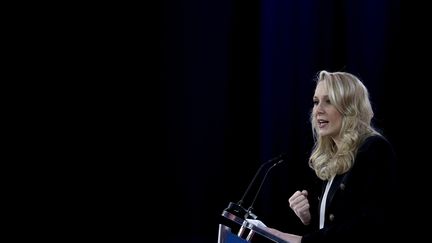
left=288, top=190, right=311, bottom=225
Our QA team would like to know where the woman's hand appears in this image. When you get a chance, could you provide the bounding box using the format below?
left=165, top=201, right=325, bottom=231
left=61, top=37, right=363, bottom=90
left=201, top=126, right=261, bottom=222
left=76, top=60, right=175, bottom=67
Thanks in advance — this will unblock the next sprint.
left=288, top=190, right=311, bottom=225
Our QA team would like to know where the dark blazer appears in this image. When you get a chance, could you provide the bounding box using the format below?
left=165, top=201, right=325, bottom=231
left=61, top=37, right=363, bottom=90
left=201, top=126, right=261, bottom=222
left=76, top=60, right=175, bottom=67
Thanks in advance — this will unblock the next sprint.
left=302, top=135, right=398, bottom=243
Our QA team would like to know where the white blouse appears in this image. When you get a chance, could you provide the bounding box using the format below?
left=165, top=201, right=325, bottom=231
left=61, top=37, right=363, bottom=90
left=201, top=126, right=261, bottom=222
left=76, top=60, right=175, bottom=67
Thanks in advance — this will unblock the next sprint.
left=319, top=175, right=335, bottom=229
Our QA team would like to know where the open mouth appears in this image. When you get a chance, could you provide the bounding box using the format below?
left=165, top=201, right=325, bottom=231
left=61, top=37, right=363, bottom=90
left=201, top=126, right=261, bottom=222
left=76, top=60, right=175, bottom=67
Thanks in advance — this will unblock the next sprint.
left=317, top=119, right=328, bottom=128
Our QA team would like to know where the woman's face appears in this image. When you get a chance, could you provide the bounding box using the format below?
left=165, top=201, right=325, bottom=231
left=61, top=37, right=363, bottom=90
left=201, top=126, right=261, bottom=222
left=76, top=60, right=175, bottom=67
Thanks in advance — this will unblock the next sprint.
left=313, top=81, right=343, bottom=144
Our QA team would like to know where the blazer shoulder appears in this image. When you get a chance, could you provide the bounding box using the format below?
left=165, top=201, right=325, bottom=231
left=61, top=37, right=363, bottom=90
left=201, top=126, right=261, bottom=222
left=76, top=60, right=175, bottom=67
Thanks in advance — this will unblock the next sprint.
left=358, top=135, right=394, bottom=154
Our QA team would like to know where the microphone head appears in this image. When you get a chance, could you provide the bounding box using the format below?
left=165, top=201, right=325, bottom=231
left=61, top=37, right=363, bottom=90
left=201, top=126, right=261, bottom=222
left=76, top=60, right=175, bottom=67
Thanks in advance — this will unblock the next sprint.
left=265, top=152, right=288, bottom=165
left=272, top=152, right=288, bottom=166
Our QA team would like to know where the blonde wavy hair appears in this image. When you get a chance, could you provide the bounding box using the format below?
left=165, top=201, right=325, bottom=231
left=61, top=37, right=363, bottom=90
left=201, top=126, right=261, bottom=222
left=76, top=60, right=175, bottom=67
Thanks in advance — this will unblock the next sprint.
left=309, top=71, right=380, bottom=180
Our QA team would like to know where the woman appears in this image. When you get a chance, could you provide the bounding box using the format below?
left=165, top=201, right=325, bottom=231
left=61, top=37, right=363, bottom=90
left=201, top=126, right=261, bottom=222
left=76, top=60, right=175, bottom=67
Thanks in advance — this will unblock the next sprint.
left=266, top=71, right=398, bottom=243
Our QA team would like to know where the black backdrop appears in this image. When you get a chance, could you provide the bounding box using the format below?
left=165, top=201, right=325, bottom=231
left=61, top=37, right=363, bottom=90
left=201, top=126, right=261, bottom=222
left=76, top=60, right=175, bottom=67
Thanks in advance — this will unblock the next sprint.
left=158, top=0, right=401, bottom=242
left=21, top=1, right=431, bottom=241
left=152, top=0, right=426, bottom=242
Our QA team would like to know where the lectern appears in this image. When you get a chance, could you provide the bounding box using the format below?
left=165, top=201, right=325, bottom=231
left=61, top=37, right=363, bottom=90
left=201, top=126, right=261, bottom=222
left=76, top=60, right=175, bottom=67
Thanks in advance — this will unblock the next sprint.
left=219, top=154, right=289, bottom=242
left=218, top=203, right=290, bottom=243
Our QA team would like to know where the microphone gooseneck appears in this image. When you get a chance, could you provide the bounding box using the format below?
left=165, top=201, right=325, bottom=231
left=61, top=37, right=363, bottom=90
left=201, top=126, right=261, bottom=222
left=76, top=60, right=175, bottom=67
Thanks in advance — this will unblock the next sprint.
left=236, top=163, right=269, bottom=207
left=245, top=158, right=285, bottom=218
left=237, top=153, right=286, bottom=207
left=223, top=153, right=286, bottom=219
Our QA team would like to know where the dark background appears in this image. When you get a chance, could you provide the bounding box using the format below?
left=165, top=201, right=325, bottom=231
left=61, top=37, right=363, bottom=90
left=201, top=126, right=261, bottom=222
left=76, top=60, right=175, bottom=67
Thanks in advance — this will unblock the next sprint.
left=152, top=0, right=427, bottom=242
left=15, top=1, right=430, bottom=241
left=91, top=0, right=427, bottom=242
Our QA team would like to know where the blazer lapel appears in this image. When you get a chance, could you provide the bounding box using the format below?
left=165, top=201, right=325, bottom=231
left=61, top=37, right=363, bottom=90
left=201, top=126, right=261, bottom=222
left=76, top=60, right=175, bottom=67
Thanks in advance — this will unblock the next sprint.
left=325, top=175, right=343, bottom=208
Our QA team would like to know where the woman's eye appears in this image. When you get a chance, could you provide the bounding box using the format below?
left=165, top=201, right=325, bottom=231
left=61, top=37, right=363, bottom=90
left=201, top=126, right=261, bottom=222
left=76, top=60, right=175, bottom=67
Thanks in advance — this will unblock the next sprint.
left=313, top=100, right=318, bottom=105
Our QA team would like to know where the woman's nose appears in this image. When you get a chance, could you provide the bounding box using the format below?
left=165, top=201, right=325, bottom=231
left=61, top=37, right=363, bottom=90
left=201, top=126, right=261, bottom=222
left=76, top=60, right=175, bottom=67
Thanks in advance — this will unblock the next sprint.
left=315, top=103, right=324, bottom=113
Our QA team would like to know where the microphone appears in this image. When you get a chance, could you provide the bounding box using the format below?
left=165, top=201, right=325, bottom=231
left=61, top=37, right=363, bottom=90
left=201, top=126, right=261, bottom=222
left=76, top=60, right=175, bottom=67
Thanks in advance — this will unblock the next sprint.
left=224, top=153, right=287, bottom=219
left=245, top=158, right=285, bottom=219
